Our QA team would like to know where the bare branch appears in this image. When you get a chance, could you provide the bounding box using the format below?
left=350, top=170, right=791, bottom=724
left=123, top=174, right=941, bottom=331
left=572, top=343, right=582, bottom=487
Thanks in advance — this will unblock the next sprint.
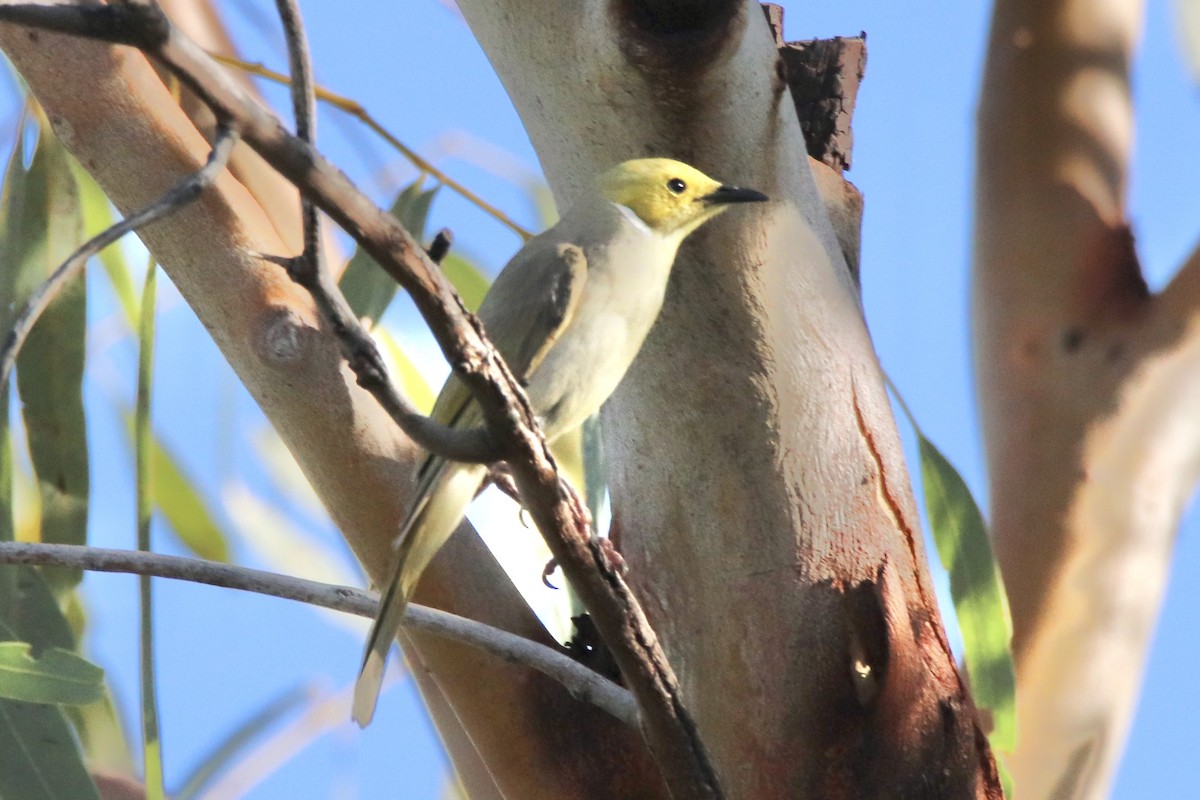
left=0, top=123, right=240, bottom=393
left=0, top=541, right=637, bottom=727
left=271, top=0, right=318, bottom=262
left=0, top=4, right=724, bottom=795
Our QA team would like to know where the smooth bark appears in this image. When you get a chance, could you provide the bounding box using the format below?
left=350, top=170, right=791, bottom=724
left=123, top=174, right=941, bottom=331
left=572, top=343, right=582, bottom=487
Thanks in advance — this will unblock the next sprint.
left=977, top=0, right=1200, bottom=795
left=458, top=0, right=999, bottom=796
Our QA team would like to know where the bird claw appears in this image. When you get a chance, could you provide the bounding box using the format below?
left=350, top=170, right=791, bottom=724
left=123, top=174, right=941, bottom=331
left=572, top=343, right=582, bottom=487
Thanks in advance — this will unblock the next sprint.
left=542, top=556, right=560, bottom=589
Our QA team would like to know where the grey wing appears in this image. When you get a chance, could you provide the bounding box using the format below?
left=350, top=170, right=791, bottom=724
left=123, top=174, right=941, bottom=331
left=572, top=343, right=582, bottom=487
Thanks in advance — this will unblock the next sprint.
left=414, top=240, right=587, bottom=481
left=476, top=240, right=588, bottom=383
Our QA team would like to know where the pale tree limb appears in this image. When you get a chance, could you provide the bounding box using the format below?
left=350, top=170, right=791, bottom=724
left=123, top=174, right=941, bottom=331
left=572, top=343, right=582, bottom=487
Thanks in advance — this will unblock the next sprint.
left=157, top=0, right=310, bottom=256
left=977, top=0, right=1200, bottom=796
left=459, top=0, right=1000, bottom=796
left=0, top=541, right=638, bottom=727
left=0, top=3, right=720, bottom=797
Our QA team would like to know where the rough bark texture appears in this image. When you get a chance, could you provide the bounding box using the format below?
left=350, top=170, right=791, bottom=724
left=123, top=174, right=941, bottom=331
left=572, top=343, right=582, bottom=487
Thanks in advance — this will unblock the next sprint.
left=457, top=0, right=998, bottom=796
left=976, top=0, right=1200, bottom=796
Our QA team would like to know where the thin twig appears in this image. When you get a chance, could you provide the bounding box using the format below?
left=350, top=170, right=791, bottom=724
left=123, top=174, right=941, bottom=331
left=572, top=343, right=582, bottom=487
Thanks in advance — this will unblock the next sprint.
left=272, top=0, right=320, bottom=269
left=0, top=541, right=638, bottom=727
left=0, top=6, right=724, bottom=796
left=208, top=52, right=534, bottom=240
left=264, top=0, right=499, bottom=466
left=0, top=124, right=240, bottom=393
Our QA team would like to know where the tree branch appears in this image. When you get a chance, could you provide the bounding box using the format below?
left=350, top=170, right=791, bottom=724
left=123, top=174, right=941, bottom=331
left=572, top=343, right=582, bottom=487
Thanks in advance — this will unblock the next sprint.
left=974, top=0, right=1200, bottom=796
left=0, top=123, right=239, bottom=392
left=0, top=541, right=637, bottom=727
left=0, top=5, right=721, bottom=796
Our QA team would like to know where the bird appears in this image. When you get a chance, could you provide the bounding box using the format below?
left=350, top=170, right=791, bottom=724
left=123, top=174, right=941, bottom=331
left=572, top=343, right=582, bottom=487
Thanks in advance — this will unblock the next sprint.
left=352, top=157, right=767, bottom=726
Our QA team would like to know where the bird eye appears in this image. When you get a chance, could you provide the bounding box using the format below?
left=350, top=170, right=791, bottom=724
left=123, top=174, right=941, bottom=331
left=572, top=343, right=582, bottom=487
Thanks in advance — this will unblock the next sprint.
left=666, top=178, right=686, bottom=195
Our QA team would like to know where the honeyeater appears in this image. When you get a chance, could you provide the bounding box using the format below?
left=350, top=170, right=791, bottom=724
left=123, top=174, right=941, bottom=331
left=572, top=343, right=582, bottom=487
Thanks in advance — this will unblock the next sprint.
left=353, top=158, right=767, bottom=725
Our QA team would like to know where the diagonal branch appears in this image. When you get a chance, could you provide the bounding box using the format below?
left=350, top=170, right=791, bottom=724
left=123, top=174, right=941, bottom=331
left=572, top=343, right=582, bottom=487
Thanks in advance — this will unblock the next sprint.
left=0, top=541, right=637, bottom=727
left=0, top=3, right=723, bottom=797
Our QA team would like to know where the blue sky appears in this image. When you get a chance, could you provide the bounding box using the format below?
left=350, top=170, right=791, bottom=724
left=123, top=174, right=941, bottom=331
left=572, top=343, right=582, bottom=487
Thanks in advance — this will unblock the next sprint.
left=10, top=0, right=1198, bottom=797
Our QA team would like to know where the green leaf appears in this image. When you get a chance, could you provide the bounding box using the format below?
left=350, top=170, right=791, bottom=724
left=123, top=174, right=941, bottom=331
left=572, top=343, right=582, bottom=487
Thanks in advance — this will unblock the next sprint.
left=0, top=697, right=102, bottom=800
left=340, top=181, right=439, bottom=325
left=135, top=263, right=165, bottom=800
left=918, top=434, right=1017, bottom=754
left=174, top=684, right=311, bottom=800
left=148, top=431, right=230, bottom=563
left=440, top=252, right=490, bottom=313
left=581, top=415, right=606, bottom=532
left=119, top=412, right=231, bottom=563
left=374, top=326, right=435, bottom=415
left=0, top=642, right=103, bottom=705
left=70, top=690, right=135, bottom=777
left=72, top=162, right=138, bottom=327
left=10, top=116, right=89, bottom=594
left=2, top=566, right=73, bottom=652
left=527, top=181, right=559, bottom=228
left=998, top=759, right=1014, bottom=800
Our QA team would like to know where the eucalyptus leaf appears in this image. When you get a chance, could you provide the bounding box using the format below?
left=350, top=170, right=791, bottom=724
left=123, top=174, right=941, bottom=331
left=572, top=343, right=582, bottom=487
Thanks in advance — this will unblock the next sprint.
left=918, top=434, right=1017, bottom=754
left=440, top=252, right=490, bottom=312
left=175, top=684, right=311, bottom=800
left=70, top=690, right=135, bottom=777
left=10, top=116, right=89, bottom=593
left=0, top=697, right=102, bottom=800
left=341, top=181, right=439, bottom=325
left=1, top=566, right=73, bottom=652
left=374, top=326, right=435, bottom=415
left=135, top=263, right=165, bottom=800
left=0, top=642, right=103, bottom=705
left=72, top=162, right=138, bottom=327
left=120, top=411, right=231, bottom=563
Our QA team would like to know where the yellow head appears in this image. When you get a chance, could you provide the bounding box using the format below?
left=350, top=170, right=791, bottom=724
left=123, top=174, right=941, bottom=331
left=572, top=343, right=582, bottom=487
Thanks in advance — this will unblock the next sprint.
left=598, top=158, right=767, bottom=237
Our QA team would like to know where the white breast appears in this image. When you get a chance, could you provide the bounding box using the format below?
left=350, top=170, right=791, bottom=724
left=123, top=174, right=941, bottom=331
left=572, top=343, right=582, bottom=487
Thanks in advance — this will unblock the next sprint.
left=526, top=203, right=683, bottom=438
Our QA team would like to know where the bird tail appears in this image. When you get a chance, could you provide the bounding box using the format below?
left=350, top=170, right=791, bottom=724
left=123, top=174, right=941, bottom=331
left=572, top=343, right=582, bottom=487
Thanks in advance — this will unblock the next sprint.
left=352, top=460, right=487, bottom=727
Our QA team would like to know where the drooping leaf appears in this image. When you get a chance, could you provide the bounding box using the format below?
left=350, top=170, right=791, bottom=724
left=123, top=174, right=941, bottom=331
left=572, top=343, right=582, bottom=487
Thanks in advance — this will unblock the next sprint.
left=581, top=415, right=605, bottom=532
left=11, top=115, right=89, bottom=594
left=374, top=326, right=435, bottom=415
left=2, top=565, right=73, bottom=652
left=120, top=411, right=231, bottom=563
left=222, top=482, right=365, bottom=636
left=918, top=434, right=1017, bottom=754
left=549, top=426, right=584, bottom=501
left=0, top=123, right=100, bottom=800
left=72, top=162, right=138, bottom=327
left=71, top=690, right=135, bottom=777
left=0, top=642, right=103, bottom=705
left=174, top=684, right=312, bottom=800
left=340, top=181, right=439, bottom=325
left=527, top=181, right=559, bottom=228
left=135, top=263, right=165, bottom=800
left=0, top=697, right=102, bottom=800
left=439, top=251, right=490, bottom=313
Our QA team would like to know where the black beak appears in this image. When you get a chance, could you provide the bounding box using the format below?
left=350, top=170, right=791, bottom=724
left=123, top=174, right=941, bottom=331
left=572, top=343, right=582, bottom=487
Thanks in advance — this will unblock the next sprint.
left=702, top=184, right=769, bottom=205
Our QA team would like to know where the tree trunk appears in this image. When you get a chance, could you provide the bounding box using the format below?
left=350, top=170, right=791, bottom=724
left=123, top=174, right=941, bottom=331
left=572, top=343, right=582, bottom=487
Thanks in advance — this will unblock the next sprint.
left=457, top=1, right=999, bottom=796
left=976, top=0, right=1200, bottom=796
